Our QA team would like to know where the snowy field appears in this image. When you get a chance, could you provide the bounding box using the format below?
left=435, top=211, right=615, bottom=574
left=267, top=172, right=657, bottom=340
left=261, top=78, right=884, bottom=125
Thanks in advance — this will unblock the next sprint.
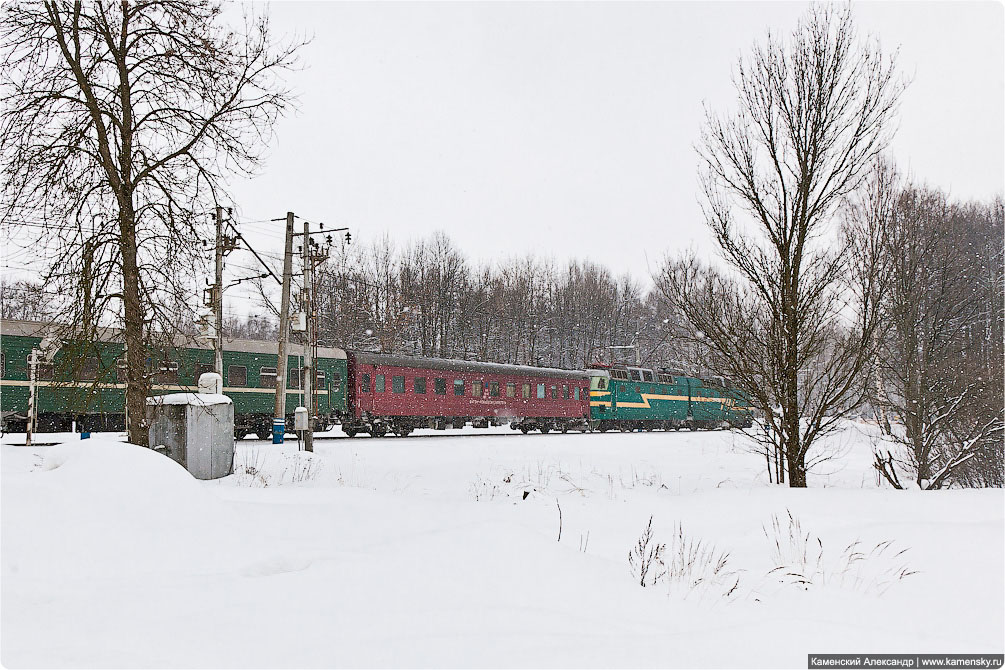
left=2, top=423, right=1002, bottom=668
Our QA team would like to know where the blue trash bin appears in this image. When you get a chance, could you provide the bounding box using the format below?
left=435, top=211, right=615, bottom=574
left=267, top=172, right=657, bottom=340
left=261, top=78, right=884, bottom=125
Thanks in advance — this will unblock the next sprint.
left=272, top=418, right=285, bottom=444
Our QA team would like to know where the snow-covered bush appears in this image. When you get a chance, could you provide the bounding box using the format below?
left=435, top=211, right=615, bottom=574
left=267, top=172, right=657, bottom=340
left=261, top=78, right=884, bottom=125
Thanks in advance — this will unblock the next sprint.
left=660, top=522, right=741, bottom=602
left=764, top=509, right=917, bottom=594
left=629, top=517, right=741, bottom=602
left=232, top=446, right=270, bottom=487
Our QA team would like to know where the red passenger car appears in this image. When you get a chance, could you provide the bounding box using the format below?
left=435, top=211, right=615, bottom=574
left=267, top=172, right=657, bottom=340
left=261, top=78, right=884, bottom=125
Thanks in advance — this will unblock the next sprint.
left=343, top=352, right=590, bottom=437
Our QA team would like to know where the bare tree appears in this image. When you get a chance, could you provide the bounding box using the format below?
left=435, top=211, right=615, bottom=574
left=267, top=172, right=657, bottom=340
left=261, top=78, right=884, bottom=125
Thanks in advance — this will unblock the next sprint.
left=1, top=0, right=305, bottom=444
left=868, top=185, right=1004, bottom=489
left=659, top=6, right=905, bottom=486
left=0, top=279, right=51, bottom=321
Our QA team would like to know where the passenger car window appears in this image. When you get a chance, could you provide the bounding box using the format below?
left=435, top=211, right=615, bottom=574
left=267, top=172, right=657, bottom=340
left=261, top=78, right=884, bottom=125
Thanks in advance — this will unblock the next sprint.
left=490, top=381, right=500, bottom=397
left=434, top=378, right=446, bottom=395
left=550, top=385, right=557, bottom=399
left=228, top=365, right=247, bottom=386
left=376, top=374, right=386, bottom=392
left=361, top=373, right=370, bottom=392
left=537, top=383, right=545, bottom=399
left=415, top=377, right=427, bottom=394
left=522, top=383, right=530, bottom=398
left=392, top=375, right=405, bottom=393
left=259, top=367, right=277, bottom=388
left=506, top=382, right=515, bottom=398
left=454, top=379, right=464, bottom=396
left=472, top=380, right=483, bottom=396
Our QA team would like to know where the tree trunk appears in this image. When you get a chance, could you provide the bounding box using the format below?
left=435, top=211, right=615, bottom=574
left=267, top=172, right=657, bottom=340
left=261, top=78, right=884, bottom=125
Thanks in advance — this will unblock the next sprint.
left=119, top=199, right=148, bottom=447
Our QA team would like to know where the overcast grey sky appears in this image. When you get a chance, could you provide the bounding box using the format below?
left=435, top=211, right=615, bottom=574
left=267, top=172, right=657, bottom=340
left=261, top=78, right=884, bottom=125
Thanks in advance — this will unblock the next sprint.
left=225, top=1, right=1003, bottom=287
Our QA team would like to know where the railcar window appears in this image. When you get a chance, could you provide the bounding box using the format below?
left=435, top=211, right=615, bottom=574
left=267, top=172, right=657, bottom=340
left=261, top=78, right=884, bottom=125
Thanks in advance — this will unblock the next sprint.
left=563, top=385, right=569, bottom=399
left=537, top=383, right=545, bottom=399
left=259, top=367, right=277, bottom=388
left=228, top=365, right=247, bottom=386
left=550, top=385, right=557, bottom=399
left=434, top=378, right=446, bottom=395
left=317, top=371, right=326, bottom=387
left=642, top=370, right=654, bottom=382
left=37, top=361, right=54, bottom=381
left=331, top=373, right=342, bottom=391
left=156, top=363, right=179, bottom=384
left=522, top=383, right=530, bottom=398
left=361, top=373, right=370, bottom=392
left=574, top=387, right=580, bottom=401
left=415, top=377, right=427, bottom=394
left=472, top=381, right=483, bottom=397
left=0, top=353, right=4, bottom=377
left=376, top=374, right=386, bottom=393
left=630, top=369, right=641, bottom=381
left=76, top=358, right=101, bottom=382
left=392, top=375, right=405, bottom=393
left=490, top=381, right=500, bottom=397
left=454, top=379, right=464, bottom=396
left=289, top=368, right=302, bottom=389
left=506, top=382, right=515, bottom=398
left=27, top=355, right=55, bottom=381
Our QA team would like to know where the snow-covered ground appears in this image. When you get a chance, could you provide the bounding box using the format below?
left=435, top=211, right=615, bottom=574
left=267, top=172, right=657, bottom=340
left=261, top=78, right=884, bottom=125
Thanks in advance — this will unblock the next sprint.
left=2, top=423, right=1002, bottom=668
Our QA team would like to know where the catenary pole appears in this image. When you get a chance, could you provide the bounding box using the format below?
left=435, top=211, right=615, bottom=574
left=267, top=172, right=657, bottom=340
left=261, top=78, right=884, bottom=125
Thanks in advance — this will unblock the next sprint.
left=302, top=218, right=314, bottom=453
left=213, top=205, right=225, bottom=377
left=273, top=212, right=295, bottom=444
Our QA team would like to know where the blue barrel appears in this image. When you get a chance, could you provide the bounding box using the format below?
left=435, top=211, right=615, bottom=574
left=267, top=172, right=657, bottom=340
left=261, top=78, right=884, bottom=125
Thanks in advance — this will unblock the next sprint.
left=80, top=431, right=90, bottom=440
left=272, top=418, right=285, bottom=444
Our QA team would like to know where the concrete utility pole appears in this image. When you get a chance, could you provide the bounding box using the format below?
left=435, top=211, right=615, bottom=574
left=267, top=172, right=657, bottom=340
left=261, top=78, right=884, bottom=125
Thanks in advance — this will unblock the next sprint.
left=302, top=218, right=314, bottom=453
left=273, top=212, right=295, bottom=444
left=26, top=335, right=59, bottom=447
left=213, top=205, right=225, bottom=377
left=26, top=348, right=38, bottom=447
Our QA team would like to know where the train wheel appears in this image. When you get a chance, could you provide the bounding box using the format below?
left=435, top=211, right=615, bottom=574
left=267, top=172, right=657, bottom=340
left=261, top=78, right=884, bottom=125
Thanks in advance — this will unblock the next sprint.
left=343, top=427, right=357, bottom=438
left=255, top=427, right=271, bottom=440
left=519, top=425, right=530, bottom=434
left=372, top=425, right=387, bottom=438
left=598, top=423, right=608, bottom=433
left=540, top=426, right=550, bottom=434
left=561, top=424, right=569, bottom=434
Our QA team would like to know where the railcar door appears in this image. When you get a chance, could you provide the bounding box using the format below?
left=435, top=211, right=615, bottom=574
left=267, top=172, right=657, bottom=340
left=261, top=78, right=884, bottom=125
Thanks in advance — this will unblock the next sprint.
left=356, top=364, right=376, bottom=416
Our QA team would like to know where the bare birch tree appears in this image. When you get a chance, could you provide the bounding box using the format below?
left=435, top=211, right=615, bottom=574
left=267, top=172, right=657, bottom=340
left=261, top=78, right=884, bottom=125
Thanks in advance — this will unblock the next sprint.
left=658, top=6, right=905, bottom=486
left=1, top=0, right=305, bottom=444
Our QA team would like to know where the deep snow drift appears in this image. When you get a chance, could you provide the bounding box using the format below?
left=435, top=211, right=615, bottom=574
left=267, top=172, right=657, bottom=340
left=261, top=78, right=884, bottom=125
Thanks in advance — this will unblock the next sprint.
left=2, top=424, right=1002, bottom=668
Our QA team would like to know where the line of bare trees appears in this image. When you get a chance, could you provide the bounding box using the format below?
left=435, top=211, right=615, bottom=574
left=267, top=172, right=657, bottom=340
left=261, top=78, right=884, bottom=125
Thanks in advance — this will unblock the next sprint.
left=273, top=230, right=703, bottom=372
left=853, top=166, right=1004, bottom=489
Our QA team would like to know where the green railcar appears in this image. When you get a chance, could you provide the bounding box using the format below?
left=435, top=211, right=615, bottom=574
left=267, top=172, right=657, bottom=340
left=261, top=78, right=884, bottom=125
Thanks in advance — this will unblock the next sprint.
left=587, top=365, right=752, bottom=431
left=0, top=319, right=348, bottom=438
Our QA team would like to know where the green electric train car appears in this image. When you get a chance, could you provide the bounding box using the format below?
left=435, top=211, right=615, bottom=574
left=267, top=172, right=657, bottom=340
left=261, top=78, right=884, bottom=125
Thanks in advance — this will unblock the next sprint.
left=0, top=319, right=348, bottom=438
left=587, top=364, right=752, bottom=431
